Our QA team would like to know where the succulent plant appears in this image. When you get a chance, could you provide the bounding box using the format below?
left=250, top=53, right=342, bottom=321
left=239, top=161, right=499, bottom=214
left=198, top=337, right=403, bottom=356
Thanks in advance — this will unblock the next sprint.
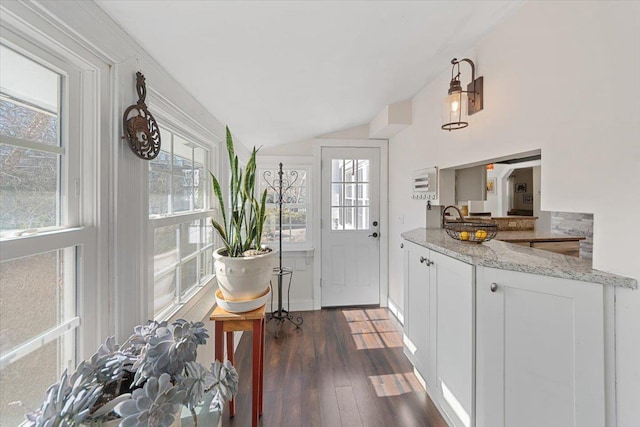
left=132, top=320, right=211, bottom=387
left=209, top=359, right=239, bottom=404
left=25, top=369, right=103, bottom=427
left=115, top=373, right=185, bottom=427
left=178, top=362, right=212, bottom=410
left=27, top=319, right=236, bottom=427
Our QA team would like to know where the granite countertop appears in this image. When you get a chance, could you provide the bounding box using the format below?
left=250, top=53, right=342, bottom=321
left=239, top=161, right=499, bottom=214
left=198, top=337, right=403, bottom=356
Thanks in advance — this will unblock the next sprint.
left=495, top=230, right=586, bottom=243
left=401, top=228, right=638, bottom=289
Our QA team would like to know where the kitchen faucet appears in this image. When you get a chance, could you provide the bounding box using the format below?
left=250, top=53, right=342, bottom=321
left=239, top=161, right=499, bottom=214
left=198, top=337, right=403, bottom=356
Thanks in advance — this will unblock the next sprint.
left=442, top=205, right=464, bottom=227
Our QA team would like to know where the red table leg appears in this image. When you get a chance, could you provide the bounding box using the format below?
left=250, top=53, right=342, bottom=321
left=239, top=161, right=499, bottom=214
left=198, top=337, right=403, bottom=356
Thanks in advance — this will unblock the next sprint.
left=251, top=319, right=261, bottom=427
left=214, top=320, right=223, bottom=365
left=226, top=331, right=235, bottom=417
left=259, top=316, right=265, bottom=415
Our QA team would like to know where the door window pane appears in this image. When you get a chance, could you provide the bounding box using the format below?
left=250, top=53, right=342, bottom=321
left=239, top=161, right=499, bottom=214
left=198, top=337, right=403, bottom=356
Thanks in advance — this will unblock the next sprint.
left=0, top=248, right=73, bottom=351
left=332, top=207, right=343, bottom=230
left=331, top=159, right=343, bottom=182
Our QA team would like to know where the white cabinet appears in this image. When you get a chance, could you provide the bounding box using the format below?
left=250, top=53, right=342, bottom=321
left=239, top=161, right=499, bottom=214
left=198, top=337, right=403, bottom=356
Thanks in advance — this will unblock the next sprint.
left=431, top=251, right=474, bottom=427
left=403, top=242, right=474, bottom=427
left=403, top=241, right=433, bottom=384
left=476, top=267, right=605, bottom=427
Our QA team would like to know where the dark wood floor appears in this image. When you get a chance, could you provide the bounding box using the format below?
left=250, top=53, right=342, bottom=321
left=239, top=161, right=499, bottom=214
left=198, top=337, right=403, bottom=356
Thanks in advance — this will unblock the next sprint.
left=221, top=307, right=447, bottom=427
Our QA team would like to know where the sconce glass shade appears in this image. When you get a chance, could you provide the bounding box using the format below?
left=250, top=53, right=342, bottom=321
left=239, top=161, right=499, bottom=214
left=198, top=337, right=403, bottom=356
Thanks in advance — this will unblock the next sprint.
left=442, top=91, right=468, bottom=131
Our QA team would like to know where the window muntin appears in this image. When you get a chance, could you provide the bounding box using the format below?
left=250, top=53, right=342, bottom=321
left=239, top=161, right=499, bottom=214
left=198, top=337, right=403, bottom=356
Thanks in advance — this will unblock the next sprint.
left=259, top=167, right=310, bottom=246
left=330, top=159, right=370, bottom=231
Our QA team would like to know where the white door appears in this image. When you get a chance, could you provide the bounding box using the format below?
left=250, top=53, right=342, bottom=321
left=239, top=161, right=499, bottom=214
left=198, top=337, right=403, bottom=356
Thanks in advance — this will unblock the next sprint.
left=321, top=147, right=380, bottom=307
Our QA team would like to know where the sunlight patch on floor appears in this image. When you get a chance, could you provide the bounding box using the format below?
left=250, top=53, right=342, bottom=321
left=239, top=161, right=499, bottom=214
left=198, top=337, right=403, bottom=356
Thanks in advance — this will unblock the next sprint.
left=342, top=309, right=401, bottom=350
left=369, top=372, right=424, bottom=397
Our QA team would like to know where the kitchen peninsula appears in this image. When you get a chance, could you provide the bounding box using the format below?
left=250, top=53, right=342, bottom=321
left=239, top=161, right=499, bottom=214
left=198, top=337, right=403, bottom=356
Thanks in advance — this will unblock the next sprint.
left=400, top=228, right=637, bottom=427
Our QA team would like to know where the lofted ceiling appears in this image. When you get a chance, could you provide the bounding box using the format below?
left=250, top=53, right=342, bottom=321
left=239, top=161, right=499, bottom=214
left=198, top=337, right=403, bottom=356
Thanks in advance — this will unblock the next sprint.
left=96, top=1, right=521, bottom=147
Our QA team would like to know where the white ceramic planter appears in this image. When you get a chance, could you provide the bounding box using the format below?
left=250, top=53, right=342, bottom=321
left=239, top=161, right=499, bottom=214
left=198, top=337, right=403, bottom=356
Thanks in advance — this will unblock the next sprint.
left=213, top=247, right=275, bottom=301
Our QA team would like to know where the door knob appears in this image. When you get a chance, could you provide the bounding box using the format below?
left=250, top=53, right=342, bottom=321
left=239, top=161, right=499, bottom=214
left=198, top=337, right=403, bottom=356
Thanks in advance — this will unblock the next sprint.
left=490, top=283, right=498, bottom=292
left=368, top=232, right=379, bottom=238
left=373, top=221, right=378, bottom=226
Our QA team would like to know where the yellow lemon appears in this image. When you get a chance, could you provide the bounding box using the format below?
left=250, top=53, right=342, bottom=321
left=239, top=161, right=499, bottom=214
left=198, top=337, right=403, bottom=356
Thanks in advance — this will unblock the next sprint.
left=459, top=231, right=470, bottom=241
left=475, top=229, right=488, bottom=241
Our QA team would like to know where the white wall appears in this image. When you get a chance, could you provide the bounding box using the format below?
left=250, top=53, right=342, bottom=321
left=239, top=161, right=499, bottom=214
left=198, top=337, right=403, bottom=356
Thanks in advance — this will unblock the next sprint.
left=389, top=2, right=640, bottom=425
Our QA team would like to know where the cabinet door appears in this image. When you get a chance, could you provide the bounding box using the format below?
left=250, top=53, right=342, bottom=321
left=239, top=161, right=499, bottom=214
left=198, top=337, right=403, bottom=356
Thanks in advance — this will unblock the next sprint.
left=476, top=267, right=604, bottom=427
left=431, top=251, right=474, bottom=427
left=403, top=242, right=432, bottom=383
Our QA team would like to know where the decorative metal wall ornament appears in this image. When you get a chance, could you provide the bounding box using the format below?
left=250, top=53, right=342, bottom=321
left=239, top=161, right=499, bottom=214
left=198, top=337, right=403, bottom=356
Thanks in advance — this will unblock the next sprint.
left=123, top=72, right=161, bottom=160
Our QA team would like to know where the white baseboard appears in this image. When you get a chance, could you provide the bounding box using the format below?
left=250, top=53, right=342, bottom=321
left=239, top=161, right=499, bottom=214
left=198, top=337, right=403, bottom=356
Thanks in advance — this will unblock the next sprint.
left=387, top=297, right=404, bottom=325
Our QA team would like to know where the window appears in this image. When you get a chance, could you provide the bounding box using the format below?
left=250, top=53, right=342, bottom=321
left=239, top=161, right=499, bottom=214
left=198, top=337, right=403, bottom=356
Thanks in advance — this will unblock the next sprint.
left=258, top=163, right=311, bottom=248
left=0, top=40, right=96, bottom=425
left=331, top=159, right=370, bottom=230
left=149, top=127, right=215, bottom=318
left=0, top=45, right=62, bottom=233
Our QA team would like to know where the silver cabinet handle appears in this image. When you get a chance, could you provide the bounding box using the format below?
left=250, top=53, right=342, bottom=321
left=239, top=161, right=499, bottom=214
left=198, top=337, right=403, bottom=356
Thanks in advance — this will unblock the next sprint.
left=420, top=257, right=434, bottom=266
left=490, top=283, right=498, bottom=292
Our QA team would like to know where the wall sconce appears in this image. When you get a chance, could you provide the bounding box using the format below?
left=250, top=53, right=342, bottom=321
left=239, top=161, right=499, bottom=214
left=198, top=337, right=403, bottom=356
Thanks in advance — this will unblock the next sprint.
left=441, top=58, right=484, bottom=131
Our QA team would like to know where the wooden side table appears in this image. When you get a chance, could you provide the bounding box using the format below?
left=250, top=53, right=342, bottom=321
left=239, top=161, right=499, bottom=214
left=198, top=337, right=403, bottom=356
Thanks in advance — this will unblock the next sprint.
left=210, top=304, right=265, bottom=427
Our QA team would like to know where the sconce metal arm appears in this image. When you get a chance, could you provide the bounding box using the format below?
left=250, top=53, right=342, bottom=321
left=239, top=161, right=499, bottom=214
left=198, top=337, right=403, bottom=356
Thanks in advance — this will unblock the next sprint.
left=451, top=58, right=478, bottom=93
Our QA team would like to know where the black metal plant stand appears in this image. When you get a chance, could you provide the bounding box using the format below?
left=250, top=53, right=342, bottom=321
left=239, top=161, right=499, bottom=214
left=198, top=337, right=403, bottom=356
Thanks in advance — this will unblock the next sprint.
left=263, top=163, right=303, bottom=337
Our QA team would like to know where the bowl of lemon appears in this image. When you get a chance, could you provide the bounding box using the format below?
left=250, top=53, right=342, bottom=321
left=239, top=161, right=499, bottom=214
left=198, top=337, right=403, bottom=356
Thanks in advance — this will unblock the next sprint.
left=444, top=221, right=497, bottom=244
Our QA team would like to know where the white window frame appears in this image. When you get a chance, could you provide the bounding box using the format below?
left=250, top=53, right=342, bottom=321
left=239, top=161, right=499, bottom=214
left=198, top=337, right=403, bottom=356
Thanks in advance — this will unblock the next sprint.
left=0, top=22, right=102, bottom=374
left=257, top=156, right=313, bottom=251
left=146, top=92, right=220, bottom=321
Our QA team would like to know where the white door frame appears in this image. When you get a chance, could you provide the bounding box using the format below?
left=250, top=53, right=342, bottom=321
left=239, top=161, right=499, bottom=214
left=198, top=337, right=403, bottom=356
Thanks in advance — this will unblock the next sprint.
left=313, top=139, right=388, bottom=310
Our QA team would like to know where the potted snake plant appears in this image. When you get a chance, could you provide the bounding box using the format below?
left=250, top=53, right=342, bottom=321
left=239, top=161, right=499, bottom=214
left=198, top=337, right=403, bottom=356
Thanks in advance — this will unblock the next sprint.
left=210, top=127, right=274, bottom=301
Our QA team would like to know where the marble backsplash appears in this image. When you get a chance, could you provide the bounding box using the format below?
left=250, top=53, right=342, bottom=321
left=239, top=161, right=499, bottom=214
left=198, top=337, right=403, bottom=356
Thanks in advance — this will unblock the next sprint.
left=551, top=212, right=593, bottom=259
